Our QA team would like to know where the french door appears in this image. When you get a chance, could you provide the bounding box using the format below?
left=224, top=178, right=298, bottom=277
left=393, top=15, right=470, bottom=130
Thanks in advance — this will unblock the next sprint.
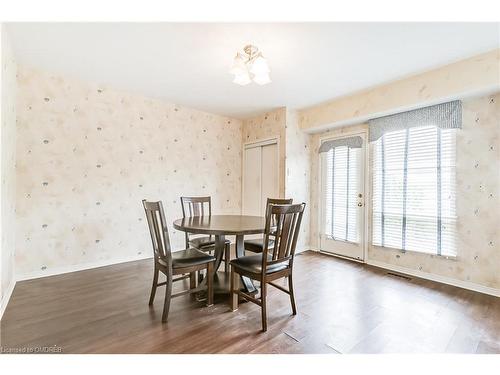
left=320, top=133, right=366, bottom=261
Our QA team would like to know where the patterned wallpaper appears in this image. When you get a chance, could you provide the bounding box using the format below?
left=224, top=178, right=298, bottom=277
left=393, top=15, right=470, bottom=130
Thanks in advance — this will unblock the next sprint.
left=10, top=62, right=499, bottom=291
left=242, top=108, right=286, bottom=197
left=242, top=107, right=312, bottom=251
left=299, top=49, right=500, bottom=131
left=309, top=94, right=500, bottom=289
left=15, top=66, right=243, bottom=277
left=1, top=26, right=17, bottom=308
left=285, top=109, right=311, bottom=251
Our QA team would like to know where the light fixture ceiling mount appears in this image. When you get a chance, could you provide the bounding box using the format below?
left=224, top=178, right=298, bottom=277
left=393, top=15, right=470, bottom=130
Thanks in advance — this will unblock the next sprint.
left=230, top=44, right=271, bottom=86
left=243, top=44, right=259, bottom=57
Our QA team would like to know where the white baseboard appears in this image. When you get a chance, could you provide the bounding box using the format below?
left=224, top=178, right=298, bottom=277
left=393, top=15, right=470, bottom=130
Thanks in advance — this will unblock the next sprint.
left=366, top=259, right=500, bottom=298
left=296, top=245, right=313, bottom=254
left=16, top=246, right=312, bottom=282
left=319, top=250, right=365, bottom=264
left=311, top=247, right=499, bottom=297
left=15, top=246, right=497, bottom=302
left=305, top=245, right=320, bottom=252
left=0, top=278, right=16, bottom=320
left=16, top=253, right=152, bottom=282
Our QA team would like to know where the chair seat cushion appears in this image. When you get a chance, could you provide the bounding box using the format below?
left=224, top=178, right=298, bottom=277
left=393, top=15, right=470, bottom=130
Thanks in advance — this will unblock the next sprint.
left=189, top=236, right=230, bottom=250
left=244, top=238, right=275, bottom=253
left=169, top=248, right=215, bottom=269
left=230, top=254, right=288, bottom=275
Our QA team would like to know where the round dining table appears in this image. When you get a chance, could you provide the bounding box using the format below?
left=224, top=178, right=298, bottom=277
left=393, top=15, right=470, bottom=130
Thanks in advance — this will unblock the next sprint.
left=173, top=215, right=266, bottom=295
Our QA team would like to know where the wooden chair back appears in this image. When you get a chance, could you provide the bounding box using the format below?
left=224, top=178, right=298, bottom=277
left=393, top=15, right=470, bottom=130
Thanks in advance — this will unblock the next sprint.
left=180, top=196, right=212, bottom=246
left=262, top=203, right=306, bottom=270
left=181, top=196, right=212, bottom=217
left=265, top=198, right=293, bottom=229
left=142, top=200, right=172, bottom=267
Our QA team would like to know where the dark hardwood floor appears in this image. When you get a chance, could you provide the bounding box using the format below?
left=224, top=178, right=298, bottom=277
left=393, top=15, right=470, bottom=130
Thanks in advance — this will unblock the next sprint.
left=1, top=251, right=499, bottom=354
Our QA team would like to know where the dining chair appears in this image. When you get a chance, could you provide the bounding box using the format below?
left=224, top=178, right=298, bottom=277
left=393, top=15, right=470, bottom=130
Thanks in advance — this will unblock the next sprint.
left=143, top=199, right=215, bottom=322
left=244, top=198, right=293, bottom=254
left=180, top=196, right=231, bottom=273
left=229, top=202, right=306, bottom=332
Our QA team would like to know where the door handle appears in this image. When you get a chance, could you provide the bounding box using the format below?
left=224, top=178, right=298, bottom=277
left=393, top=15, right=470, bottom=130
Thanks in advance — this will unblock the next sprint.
left=357, top=202, right=363, bottom=207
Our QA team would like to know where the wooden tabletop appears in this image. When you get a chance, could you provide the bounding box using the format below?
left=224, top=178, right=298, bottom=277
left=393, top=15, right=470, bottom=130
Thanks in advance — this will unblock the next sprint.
left=173, top=215, right=266, bottom=235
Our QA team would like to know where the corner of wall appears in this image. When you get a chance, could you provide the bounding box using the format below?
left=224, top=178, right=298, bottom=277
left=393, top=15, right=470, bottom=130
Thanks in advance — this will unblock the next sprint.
left=283, top=107, right=312, bottom=250
left=0, top=23, right=18, bottom=319
left=0, top=278, right=15, bottom=320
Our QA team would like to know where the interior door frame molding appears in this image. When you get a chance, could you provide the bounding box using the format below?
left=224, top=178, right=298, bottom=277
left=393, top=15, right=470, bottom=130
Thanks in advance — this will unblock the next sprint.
left=244, top=137, right=279, bottom=149
left=317, top=129, right=369, bottom=262
left=241, top=137, right=280, bottom=215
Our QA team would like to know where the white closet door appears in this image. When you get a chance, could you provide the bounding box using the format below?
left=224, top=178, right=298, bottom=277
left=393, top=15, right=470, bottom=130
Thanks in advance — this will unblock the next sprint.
left=260, top=143, right=279, bottom=215
left=243, top=146, right=262, bottom=216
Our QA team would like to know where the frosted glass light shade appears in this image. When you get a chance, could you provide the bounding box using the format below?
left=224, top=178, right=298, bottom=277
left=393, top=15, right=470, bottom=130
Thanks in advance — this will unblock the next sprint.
left=230, top=46, right=271, bottom=85
left=252, top=72, right=271, bottom=85
left=233, top=71, right=251, bottom=86
left=249, top=54, right=270, bottom=75
left=230, top=53, right=247, bottom=76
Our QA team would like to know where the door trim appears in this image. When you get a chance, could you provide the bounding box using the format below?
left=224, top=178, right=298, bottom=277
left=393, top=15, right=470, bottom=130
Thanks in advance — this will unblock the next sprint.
left=317, top=129, right=369, bottom=263
left=242, top=137, right=280, bottom=215
left=244, top=137, right=278, bottom=149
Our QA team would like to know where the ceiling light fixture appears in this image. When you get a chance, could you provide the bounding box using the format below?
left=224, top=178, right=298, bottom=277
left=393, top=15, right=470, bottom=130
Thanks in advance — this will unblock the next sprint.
left=230, top=45, right=271, bottom=86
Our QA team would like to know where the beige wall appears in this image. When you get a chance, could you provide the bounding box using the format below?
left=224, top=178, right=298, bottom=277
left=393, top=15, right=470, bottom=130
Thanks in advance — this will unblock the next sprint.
left=285, top=109, right=311, bottom=251
left=15, top=66, right=243, bottom=278
left=7, top=45, right=499, bottom=296
left=242, top=107, right=312, bottom=251
left=300, top=49, right=500, bottom=132
left=309, top=94, right=500, bottom=290
left=1, top=26, right=17, bottom=316
left=368, top=93, right=500, bottom=290
left=242, top=108, right=286, bottom=197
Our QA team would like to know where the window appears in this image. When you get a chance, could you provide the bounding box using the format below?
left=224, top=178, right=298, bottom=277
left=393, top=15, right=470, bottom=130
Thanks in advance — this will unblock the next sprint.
left=323, top=145, right=360, bottom=242
left=371, top=126, right=457, bottom=256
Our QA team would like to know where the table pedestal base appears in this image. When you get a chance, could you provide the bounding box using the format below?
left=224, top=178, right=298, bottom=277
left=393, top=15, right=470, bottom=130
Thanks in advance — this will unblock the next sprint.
left=203, top=271, right=259, bottom=295
left=196, top=271, right=258, bottom=304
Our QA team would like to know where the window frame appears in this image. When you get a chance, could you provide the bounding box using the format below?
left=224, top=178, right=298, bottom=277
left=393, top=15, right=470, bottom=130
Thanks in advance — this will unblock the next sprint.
left=369, top=126, right=458, bottom=259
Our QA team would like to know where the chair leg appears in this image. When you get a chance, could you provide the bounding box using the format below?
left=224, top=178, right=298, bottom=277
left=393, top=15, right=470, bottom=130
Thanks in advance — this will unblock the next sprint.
left=230, top=266, right=239, bottom=311
left=190, top=272, right=196, bottom=289
left=288, top=274, right=297, bottom=315
left=261, top=280, right=267, bottom=332
left=207, top=262, right=214, bottom=306
left=189, top=271, right=197, bottom=300
left=162, top=274, right=172, bottom=323
left=224, top=243, right=231, bottom=273
left=148, top=266, right=159, bottom=305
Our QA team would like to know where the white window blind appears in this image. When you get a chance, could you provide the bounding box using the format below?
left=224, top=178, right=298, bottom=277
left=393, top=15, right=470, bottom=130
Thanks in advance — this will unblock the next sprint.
left=372, top=126, right=457, bottom=256
left=324, top=146, right=359, bottom=242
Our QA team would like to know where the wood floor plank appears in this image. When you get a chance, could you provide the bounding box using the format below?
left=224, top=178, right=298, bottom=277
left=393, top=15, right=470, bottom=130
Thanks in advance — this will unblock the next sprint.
left=1, top=251, right=499, bottom=354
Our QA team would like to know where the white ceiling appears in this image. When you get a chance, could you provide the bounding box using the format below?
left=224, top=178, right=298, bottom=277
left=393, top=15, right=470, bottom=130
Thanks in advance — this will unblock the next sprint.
left=6, top=22, right=500, bottom=119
